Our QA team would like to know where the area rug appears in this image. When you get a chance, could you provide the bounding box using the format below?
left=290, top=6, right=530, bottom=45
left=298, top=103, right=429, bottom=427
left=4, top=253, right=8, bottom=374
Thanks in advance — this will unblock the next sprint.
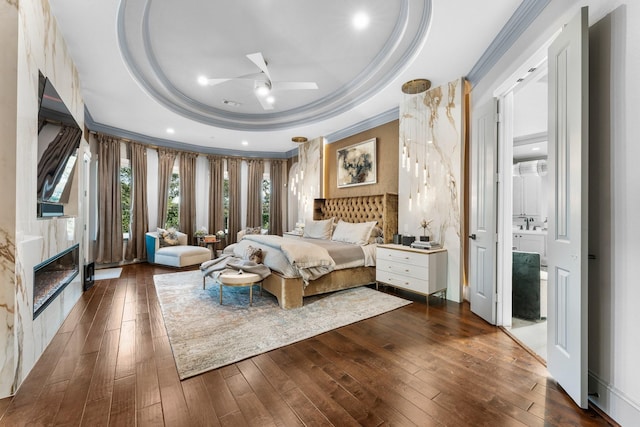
left=94, top=267, right=122, bottom=280
left=153, top=270, right=411, bottom=379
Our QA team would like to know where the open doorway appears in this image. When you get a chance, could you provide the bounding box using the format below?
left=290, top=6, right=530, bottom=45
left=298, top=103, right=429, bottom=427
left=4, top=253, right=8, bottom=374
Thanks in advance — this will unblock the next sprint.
left=507, top=65, right=549, bottom=360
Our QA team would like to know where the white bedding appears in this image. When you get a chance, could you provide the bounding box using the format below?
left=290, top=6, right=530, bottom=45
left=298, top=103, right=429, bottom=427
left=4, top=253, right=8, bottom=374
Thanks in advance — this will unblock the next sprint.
left=232, top=234, right=376, bottom=283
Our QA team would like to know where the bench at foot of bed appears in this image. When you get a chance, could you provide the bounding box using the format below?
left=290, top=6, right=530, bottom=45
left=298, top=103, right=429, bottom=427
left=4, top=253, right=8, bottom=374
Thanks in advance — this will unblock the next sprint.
left=262, top=267, right=376, bottom=309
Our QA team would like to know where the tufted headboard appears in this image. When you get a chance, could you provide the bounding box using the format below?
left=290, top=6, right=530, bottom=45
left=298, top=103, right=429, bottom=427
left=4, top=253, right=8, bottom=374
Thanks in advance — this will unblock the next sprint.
left=313, top=193, right=398, bottom=243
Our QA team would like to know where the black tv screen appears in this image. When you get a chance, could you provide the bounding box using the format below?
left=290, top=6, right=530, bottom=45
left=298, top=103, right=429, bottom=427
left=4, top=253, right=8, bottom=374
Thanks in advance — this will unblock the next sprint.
left=37, top=73, right=82, bottom=211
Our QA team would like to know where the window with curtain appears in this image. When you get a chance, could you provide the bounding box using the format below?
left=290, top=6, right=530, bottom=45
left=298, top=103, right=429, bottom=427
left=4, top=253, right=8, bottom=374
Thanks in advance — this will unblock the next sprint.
left=262, top=176, right=270, bottom=229
left=223, top=170, right=229, bottom=233
left=166, top=168, right=180, bottom=228
left=120, top=160, right=131, bottom=237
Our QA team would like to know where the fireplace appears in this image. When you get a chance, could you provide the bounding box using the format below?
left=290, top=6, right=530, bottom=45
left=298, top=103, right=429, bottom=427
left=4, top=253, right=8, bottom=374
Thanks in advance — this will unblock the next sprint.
left=33, top=244, right=79, bottom=319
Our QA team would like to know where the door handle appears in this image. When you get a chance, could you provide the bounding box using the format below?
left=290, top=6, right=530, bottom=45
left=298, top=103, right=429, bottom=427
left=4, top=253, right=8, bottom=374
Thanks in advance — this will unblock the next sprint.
left=468, top=234, right=477, bottom=240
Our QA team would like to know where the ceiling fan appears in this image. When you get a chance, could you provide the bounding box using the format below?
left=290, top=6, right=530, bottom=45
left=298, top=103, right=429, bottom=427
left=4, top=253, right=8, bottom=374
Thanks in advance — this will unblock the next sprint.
left=198, top=52, right=318, bottom=110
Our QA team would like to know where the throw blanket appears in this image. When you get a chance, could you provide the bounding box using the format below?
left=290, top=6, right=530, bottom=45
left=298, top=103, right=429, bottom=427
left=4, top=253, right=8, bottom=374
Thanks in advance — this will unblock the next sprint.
left=200, top=254, right=272, bottom=281
left=243, top=234, right=335, bottom=283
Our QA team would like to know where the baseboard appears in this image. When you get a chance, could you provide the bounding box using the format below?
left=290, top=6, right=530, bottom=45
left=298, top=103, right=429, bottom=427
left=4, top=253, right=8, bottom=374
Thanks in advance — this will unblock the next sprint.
left=589, top=371, right=639, bottom=426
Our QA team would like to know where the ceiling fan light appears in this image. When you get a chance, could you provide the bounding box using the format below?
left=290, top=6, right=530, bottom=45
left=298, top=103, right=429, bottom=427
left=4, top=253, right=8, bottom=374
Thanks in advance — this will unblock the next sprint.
left=255, top=81, right=270, bottom=97
left=266, top=95, right=275, bottom=104
left=197, top=75, right=208, bottom=86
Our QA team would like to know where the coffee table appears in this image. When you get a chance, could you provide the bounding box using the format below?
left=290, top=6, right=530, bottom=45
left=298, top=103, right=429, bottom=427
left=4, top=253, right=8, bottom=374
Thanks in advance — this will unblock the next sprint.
left=218, top=271, right=262, bottom=306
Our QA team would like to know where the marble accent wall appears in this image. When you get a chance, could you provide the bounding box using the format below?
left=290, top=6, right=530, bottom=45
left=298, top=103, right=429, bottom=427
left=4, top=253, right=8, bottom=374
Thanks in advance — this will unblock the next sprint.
left=291, top=137, right=323, bottom=223
left=0, top=0, right=85, bottom=398
left=399, top=78, right=466, bottom=302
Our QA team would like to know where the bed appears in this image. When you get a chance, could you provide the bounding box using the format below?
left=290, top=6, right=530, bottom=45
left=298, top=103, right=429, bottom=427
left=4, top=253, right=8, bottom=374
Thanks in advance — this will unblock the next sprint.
left=231, top=193, right=398, bottom=309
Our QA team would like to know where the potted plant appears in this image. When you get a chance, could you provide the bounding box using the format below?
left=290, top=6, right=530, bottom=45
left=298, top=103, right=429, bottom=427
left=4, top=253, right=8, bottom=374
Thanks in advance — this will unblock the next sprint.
left=418, top=219, right=431, bottom=242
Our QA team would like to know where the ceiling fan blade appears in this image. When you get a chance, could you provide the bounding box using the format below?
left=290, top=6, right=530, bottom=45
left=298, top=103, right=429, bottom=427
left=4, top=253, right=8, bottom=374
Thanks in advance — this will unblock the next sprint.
left=272, top=81, right=319, bottom=91
left=254, top=92, right=274, bottom=110
left=199, top=72, right=261, bottom=86
left=246, top=52, right=272, bottom=81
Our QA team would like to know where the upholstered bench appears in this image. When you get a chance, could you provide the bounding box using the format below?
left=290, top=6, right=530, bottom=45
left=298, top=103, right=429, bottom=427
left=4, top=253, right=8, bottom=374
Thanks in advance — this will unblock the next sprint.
left=145, top=231, right=211, bottom=267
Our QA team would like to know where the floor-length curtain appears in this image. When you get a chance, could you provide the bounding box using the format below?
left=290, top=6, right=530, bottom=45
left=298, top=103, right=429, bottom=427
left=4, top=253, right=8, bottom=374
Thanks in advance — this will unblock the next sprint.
left=227, top=157, right=241, bottom=244
left=179, top=152, right=198, bottom=244
left=208, top=155, right=225, bottom=236
left=125, top=142, right=149, bottom=260
left=269, top=159, right=287, bottom=236
left=96, top=134, right=123, bottom=264
left=157, top=147, right=177, bottom=228
left=246, top=159, right=264, bottom=228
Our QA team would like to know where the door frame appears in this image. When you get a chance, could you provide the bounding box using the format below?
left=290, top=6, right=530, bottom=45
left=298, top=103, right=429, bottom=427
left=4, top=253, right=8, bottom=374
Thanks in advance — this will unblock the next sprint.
left=494, top=36, right=558, bottom=327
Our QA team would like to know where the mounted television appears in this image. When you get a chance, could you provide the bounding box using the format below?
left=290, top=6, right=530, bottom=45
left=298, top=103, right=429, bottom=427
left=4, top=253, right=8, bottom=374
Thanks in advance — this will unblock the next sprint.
left=37, top=72, right=82, bottom=217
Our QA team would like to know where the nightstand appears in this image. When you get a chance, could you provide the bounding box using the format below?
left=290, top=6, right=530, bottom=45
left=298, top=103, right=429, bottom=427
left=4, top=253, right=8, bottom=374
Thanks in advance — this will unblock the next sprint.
left=376, top=244, right=448, bottom=303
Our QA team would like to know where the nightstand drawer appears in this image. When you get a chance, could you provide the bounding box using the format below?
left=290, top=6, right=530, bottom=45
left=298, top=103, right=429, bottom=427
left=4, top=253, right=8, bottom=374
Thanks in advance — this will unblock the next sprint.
left=376, top=259, right=428, bottom=280
left=375, top=271, right=430, bottom=294
left=377, top=247, right=428, bottom=266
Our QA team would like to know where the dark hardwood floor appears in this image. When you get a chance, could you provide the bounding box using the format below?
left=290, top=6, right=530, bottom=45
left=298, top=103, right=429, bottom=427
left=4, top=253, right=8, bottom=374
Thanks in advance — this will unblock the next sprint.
left=0, top=263, right=609, bottom=426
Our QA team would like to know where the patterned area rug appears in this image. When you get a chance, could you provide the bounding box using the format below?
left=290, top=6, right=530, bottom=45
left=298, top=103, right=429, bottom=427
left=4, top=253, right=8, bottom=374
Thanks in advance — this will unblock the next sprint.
left=153, top=270, right=411, bottom=379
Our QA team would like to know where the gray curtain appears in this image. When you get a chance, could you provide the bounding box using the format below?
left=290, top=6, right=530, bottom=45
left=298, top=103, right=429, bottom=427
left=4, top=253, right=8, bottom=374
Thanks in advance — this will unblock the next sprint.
left=179, top=152, right=198, bottom=245
left=227, top=157, right=241, bottom=244
left=246, top=159, right=264, bottom=228
left=96, top=134, right=123, bottom=264
left=207, top=155, right=225, bottom=236
left=125, top=142, right=149, bottom=261
left=269, top=159, right=287, bottom=236
left=157, top=147, right=177, bottom=228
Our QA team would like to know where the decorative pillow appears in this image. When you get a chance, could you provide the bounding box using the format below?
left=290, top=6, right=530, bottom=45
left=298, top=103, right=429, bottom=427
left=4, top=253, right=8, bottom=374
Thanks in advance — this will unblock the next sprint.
left=331, top=220, right=377, bottom=245
left=368, top=226, right=384, bottom=244
left=243, top=245, right=264, bottom=264
left=303, top=218, right=334, bottom=239
left=157, top=227, right=180, bottom=247
left=245, top=227, right=262, bottom=235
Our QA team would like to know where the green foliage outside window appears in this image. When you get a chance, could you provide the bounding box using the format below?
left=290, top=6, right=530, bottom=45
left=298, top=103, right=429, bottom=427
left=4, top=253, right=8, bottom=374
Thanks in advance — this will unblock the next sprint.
left=166, top=172, right=180, bottom=229
left=120, top=165, right=131, bottom=234
left=262, top=178, right=270, bottom=230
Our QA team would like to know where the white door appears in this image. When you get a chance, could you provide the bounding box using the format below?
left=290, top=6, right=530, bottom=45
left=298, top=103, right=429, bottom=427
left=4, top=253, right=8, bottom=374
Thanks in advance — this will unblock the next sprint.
left=546, top=7, right=588, bottom=408
left=469, top=100, right=498, bottom=324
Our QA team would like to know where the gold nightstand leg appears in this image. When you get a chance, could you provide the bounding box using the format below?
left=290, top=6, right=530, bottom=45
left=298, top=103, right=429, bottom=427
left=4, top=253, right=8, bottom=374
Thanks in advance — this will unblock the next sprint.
left=249, top=285, right=253, bottom=306
left=219, top=284, right=223, bottom=304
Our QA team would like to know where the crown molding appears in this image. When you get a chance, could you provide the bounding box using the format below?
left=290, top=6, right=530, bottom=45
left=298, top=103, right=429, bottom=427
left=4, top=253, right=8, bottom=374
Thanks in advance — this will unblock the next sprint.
left=466, top=0, right=550, bottom=85
left=84, top=107, right=289, bottom=159
left=325, top=107, right=399, bottom=144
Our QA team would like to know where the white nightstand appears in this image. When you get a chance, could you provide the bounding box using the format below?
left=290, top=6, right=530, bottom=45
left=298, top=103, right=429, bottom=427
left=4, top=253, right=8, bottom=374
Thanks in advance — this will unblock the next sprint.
left=376, top=244, right=448, bottom=303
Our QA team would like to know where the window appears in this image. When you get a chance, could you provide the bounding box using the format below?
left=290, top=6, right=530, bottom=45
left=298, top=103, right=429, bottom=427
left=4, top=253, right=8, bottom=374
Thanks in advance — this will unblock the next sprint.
left=120, top=162, right=131, bottom=236
left=223, top=170, right=229, bottom=233
left=262, top=177, right=270, bottom=229
left=166, top=170, right=180, bottom=229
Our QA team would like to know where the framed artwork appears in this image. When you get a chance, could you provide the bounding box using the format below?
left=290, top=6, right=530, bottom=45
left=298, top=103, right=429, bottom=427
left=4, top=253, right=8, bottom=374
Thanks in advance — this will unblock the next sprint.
left=337, top=138, right=377, bottom=188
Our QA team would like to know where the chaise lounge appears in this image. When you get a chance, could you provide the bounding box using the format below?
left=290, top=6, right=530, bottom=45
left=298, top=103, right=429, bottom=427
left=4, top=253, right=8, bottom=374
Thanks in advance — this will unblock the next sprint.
left=145, top=231, right=212, bottom=267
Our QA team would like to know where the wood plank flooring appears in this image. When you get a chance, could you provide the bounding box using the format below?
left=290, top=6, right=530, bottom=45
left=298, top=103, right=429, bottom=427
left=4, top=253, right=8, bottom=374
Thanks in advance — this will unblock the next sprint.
left=0, top=263, right=610, bottom=426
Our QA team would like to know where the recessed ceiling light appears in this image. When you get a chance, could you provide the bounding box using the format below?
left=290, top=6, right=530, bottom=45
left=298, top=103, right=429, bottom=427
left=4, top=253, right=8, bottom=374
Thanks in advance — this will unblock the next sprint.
left=353, top=12, right=369, bottom=30
left=241, top=140, right=249, bottom=146
left=532, top=147, right=540, bottom=151
left=166, top=128, right=175, bottom=134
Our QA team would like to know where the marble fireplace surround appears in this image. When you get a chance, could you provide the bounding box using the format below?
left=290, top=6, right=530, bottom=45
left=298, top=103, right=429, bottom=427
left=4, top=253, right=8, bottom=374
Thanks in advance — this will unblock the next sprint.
left=0, top=0, right=86, bottom=398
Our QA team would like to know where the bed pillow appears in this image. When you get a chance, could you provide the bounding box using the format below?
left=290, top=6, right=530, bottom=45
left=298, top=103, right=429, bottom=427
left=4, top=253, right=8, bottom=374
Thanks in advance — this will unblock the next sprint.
left=331, top=220, right=377, bottom=245
left=303, top=218, right=334, bottom=239
left=368, top=226, right=384, bottom=244
left=243, top=245, right=264, bottom=264
left=157, top=227, right=180, bottom=247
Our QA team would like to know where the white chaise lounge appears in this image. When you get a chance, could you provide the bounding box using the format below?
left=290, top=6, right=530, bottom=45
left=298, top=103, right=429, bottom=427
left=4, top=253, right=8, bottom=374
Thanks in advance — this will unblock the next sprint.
left=145, top=231, right=211, bottom=267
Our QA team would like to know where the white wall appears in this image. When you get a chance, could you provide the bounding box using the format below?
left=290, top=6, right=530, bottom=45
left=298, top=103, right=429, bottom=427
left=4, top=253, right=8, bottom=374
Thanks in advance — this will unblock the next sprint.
left=470, top=1, right=640, bottom=424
